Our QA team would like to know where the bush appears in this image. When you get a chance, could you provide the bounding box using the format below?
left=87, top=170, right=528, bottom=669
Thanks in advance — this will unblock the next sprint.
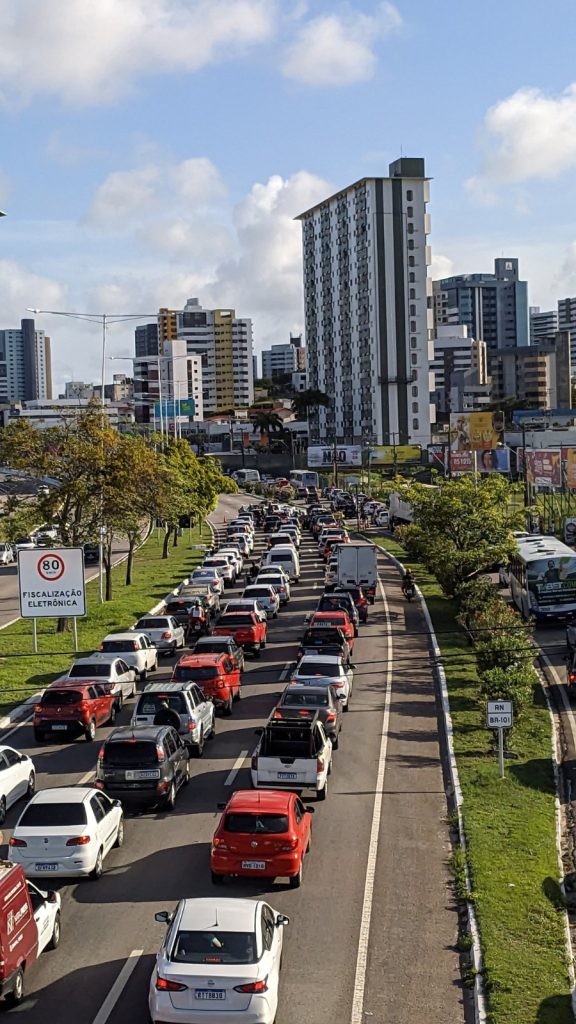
left=479, top=664, right=538, bottom=716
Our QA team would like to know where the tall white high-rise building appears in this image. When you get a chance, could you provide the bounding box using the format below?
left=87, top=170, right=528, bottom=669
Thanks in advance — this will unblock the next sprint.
left=297, top=158, right=434, bottom=444
left=176, top=298, right=254, bottom=414
left=134, top=338, right=203, bottom=427
left=0, top=319, right=52, bottom=402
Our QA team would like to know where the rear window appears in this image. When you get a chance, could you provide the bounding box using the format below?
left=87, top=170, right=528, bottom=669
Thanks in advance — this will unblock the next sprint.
left=172, top=665, right=218, bottom=682
left=136, top=693, right=186, bottom=715
left=269, top=553, right=291, bottom=564
left=245, top=587, right=271, bottom=597
left=166, top=603, right=191, bottom=615
left=103, top=740, right=159, bottom=766
left=224, top=813, right=289, bottom=834
left=19, top=802, right=87, bottom=826
left=42, top=689, right=83, bottom=705
left=101, top=640, right=135, bottom=653
left=282, top=692, right=329, bottom=707
left=137, top=618, right=166, bottom=629
left=70, top=664, right=109, bottom=677
left=219, top=614, right=253, bottom=626
left=195, top=641, right=228, bottom=653
left=298, top=661, right=339, bottom=677
left=171, top=930, right=256, bottom=965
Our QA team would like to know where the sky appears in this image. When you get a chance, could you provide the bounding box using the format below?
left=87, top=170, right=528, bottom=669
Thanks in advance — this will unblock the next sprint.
left=2, top=0, right=576, bottom=393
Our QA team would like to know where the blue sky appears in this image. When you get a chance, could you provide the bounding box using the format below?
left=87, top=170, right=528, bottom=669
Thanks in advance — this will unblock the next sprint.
left=2, top=0, right=576, bottom=391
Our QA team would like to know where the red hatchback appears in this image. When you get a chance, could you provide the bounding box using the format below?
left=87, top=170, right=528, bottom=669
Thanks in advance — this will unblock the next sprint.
left=308, top=611, right=355, bottom=651
left=33, top=682, right=117, bottom=742
left=210, top=790, right=314, bottom=888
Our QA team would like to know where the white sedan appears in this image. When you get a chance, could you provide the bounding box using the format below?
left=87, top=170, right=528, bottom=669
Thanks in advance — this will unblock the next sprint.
left=203, top=555, right=236, bottom=587
left=190, top=567, right=224, bottom=595
left=61, top=654, right=137, bottom=704
left=149, top=897, right=289, bottom=1024
left=99, top=632, right=159, bottom=680
left=9, top=786, right=124, bottom=879
left=242, top=584, right=280, bottom=618
left=256, top=569, right=291, bottom=604
left=292, top=654, right=354, bottom=708
left=0, top=745, right=36, bottom=824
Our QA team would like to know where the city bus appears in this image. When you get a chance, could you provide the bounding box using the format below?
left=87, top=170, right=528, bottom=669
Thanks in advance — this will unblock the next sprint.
left=289, top=470, right=319, bottom=489
left=509, top=535, right=576, bottom=620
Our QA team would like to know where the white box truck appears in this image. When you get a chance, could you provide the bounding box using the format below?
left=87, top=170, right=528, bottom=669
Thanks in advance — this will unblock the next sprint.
left=336, top=542, right=378, bottom=604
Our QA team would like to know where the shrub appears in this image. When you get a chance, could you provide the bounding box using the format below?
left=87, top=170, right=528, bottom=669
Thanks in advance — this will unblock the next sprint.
left=479, top=664, right=538, bottom=716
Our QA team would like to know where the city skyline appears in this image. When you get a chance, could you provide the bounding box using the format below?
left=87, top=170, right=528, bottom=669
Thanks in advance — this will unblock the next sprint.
left=2, top=1, right=576, bottom=391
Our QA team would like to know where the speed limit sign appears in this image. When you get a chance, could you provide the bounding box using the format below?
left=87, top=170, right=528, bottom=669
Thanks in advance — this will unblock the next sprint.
left=18, top=547, right=86, bottom=618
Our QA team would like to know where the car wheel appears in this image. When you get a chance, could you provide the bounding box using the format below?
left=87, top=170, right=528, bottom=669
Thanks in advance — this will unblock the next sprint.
left=331, top=732, right=339, bottom=750
left=234, top=686, right=241, bottom=701
left=109, top=705, right=117, bottom=726
left=183, top=762, right=191, bottom=785
left=165, top=781, right=177, bottom=810
left=253, top=646, right=261, bottom=659
left=354, top=626, right=359, bottom=637
left=211, top=871, right=224, bottom=885
left=223, top=696, right=233, bottom=717
left=116, top=692, right=124, bottom=711
left=33, top=728, right=45, bottom=743
left=343, top=700, right=350, bottom=713
left=210, top=716, right=217, bottom=738
left=85, top=719, right=96, bottom=742
left=140, top=668, right=147, bottom=682
left=289, top=861, right=303, bottom=889
left=0, top=797, right=6, bottom=826
left=90, top=847, right=104, bottom=880
left=114, top=815, right=124, bottom=848
left=151, top=657, right=158, bottom=672
left=26, top=771, right=36, bottom=798
left=194, top=731, right=204, bottom=758
left=317, top=779, right=328, bottom=801
left=48, top=911, right=61, bottom=950
left=5, top=967, right=24, bottom=1006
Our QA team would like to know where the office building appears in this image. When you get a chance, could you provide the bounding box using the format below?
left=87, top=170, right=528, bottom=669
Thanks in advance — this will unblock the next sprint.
left=290, top=333, right=306, bottom=371
left=297, top=157, right=434, bottom=445
left=135, top=323, right=159, bottom=358
left=262, top=335, right=308, bottom=380
left=558, top=297, right=576, bottom=370
left=253, top=354, right=258, bottom=382
left=175, top=298, right=253, bottom=414
left=530, top=306, right=558, bottom=344
left=492, top=331, right=571, bottom=409
left=433, top=258, right=530, bottom=356
left=431, top=326, right=488, bottom=419
left=134, top=338, right=203, bottom=427
left=0, top=319, right=52, bottom=402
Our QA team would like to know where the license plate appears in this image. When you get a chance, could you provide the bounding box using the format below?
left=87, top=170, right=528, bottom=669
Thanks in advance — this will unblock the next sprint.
left=51, top=724, right=68, bottom=730
left=278, top=771, right=297, bottom=780
left=241, top=860, right=266, bottom=870
left=125, top=769, right=158, bottom=780
left=35, top=863, right=58, bottom=871
left=195, top=990, right=226, bottom=1000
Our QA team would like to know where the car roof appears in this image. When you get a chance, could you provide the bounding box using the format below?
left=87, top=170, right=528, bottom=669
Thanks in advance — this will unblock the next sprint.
left=282, top=685, right=333, bottom=698
left=178, top=897, right=260, bottom=932
left=136, top=615, right=170, bottom=622
left=174, top=653, right=225, bottom=666
left=224, top=789, right=293, bottom=813
left=297, top=654, right=341, bottom=664
left=105, top=725, right=168, bottom=742
left=47, top=680, right=99, bottom=691
left=244, top=584, right=274, bottom=592
left=195, top=635, right=235, bottom=646
left=28, top=786, right=97, bottom=804
left=72, top=654, right=119, bottom=665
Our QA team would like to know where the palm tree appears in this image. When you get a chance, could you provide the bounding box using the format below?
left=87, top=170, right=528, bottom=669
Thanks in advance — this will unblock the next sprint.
left=291, top=389, right=330, bottom=419
left=251, top=411, right=285, bottom=436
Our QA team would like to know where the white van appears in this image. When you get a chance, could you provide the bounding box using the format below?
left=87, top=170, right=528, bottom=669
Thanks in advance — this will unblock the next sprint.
left=262, top=544, right=300, bottom=582
left=233, top=468, right=261, bottom=485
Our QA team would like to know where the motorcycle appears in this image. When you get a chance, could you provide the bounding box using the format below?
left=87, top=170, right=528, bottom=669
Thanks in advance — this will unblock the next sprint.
left=402, top=582, right=415, bottom=602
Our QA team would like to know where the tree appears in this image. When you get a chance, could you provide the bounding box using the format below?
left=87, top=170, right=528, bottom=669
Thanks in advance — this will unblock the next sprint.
left=250, top=411, right=285, bottom=436
left=291, top=389, right=330, bottom=419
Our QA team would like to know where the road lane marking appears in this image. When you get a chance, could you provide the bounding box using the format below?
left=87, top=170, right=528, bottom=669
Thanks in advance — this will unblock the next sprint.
left=279, top=662, right=291, bottom=681
left=350, top=577, right=393, bottom=1024
left=225, top=750, right=249, bottom=786
left=91, top=949, right=143, bottom=1024
left=540, top=652, right=576, bottom=750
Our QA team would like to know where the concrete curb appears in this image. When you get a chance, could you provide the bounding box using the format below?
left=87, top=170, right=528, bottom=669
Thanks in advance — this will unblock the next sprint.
left=375, top=541, right=488, bottom=1024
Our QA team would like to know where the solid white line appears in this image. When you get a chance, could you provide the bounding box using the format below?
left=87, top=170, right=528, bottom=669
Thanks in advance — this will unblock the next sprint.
left=279, top=662, right=291, bottom=681
left=225, top=750, right=249, bottom=787
left=350, top=577, right=393, bottom=1024
left=540, top=652, right=576, bottom=751
left=91, top=949, right=144, bottom=1024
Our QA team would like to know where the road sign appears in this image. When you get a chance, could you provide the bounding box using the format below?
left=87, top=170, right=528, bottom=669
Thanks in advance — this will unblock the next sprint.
left=18, top=548, right=86, bottom=619
left=486, top=699, right=513, bottom=729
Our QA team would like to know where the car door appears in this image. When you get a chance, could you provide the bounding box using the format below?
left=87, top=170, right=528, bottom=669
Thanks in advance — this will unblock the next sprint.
left=163, top=731, right=181, bottom=788
left=260, top=904, right=282, bottom=998
left=116, top=659, right=134, bottom=698
left=192, top=684, right=212, bottom=734
left=3, top=747, right=27, bottom=804
left=293, top=797, right=310, bottom=852
left=142, top=634, right=156, bottom=670
left=223, top=656, right=240, bottom=697
left=91, top=793, right=118, bottom=855
left=169, top=617, right=183, bottom=645
left=90, top=685, right=109, bottom=726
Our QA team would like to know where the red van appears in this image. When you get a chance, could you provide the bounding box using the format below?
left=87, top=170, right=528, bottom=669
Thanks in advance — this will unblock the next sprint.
left=0, top=861, right=61, bottom=1004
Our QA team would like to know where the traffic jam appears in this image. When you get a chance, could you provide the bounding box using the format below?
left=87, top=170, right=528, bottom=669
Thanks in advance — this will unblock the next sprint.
left=0, top=491, right=380, bottom=1024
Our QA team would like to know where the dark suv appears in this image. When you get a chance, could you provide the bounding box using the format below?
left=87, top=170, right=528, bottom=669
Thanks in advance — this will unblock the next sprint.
left=95, top=725, right=189, bottom=809
left=193, top=635, right=245, bottom=673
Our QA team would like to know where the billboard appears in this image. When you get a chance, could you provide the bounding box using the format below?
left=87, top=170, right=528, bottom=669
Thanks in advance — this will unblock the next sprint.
left=369, top=444, right=421, bottom=466
left=477, top=448, right=510, bottom=474
left=450, top=411, right=503, bottom=451
left=19, top=548, right=86, bottom=619
left=154, top=398, right=196, bottom=417
left=450, top=450, right=474, bottom=475
left=512, top=409, right=576, bottom=430
left=307, top=446, right=362, bottom=468
left=566, top=449, right=576, bottom=490
left=525, top=449, right=562, bottom=487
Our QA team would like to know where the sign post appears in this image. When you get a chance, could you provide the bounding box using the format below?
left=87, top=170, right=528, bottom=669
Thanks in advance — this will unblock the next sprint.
left=18, top=549, right=86, bottom=653
left=486, top=699, right=513, bottom=778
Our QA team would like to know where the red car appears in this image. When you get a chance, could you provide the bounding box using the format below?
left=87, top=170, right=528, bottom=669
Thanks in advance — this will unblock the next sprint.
left=172, top=652, right=241, bottom=715
left=33, top=682, right=117, bottom=742
left=212, top=612, right=266, bottom=657
left=308, top=610, right=355, bottom=651
left=210, top=789, right=314, bottom=888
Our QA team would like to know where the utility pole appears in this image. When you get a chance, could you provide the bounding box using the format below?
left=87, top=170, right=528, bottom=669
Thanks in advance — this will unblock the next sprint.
left=333, top=432, right=339, bottom=488
left=522, top=422, right=529, bottom=507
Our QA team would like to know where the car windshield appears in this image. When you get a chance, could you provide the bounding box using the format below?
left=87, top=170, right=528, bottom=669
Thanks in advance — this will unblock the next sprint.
left=192, top=570, right=217, bottom=578
left=70, top=664, right=109, bottom=677
left=42, top=689, right=83, bottom=705
left=225, top=813, right=289, bottom=834
left=171, top=930, right=256, bottom=965
left=19, top=802, right=87, bottom=826
left=171, top=665, right=218, bottom=682
left=137, top=618, right=167, bottom=630
left=103, top=740, right=159, bottom=766
left=269, top=553, right=290, bottom=563
left=136, top=693, right=186, bottom=714
left=298, top=661, right=339, bottom=677
left=282, top=692, right=329, bottom=707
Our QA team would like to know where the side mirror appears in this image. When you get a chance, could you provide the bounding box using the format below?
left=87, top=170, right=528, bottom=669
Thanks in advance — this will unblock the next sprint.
left=304, top=806, right=315, bottom=814
left=155, top=911, right=173, bottom=925
left=276, top=914, right=290, bottom=927
left=113, top=799, right=122, bottom=808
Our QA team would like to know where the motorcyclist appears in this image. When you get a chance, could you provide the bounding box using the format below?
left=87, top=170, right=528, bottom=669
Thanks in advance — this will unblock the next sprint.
left=401, top=569, right=415, bottom=595
left=190, top=597, right=207, bottom=632
left=246, top=560, right=259, bottom=584
left=153, top=699, right=181, bottom=732
left=566, top=615, right=576, bottom=653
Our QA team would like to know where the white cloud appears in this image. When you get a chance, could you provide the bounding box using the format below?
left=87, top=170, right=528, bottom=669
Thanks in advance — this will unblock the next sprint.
left=0, top=259, right=66, bottom=317
left=169, top=159, right=227, bottom=208
left=0, top=0, right=277, bottom=106
left=89, top=166, right=162, bottom=225
left=468, top=83, right=576, bottom=192
left=88, top=157, right=226, bottom=226
left=282, top=2, right=402, bottom=86
left=429, top=252, right=454, bottom=281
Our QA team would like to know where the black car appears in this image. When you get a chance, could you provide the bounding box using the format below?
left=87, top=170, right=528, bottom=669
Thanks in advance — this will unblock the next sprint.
left=84, top=542, right=100, bottom=563
left=299, top=627, right=352, bottom=666
left=193, top=634, right=245, bottom=673
left=95, top=725, right=189, bottom=809
left=316, top=592, right=360, bottom=636
left=274, top=684, right=343, bottom=748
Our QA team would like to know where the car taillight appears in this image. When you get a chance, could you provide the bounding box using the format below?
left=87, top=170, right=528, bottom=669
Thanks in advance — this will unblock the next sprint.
left=325, top=712, right=337, bottom=722
left=212, top=837, right=228, bottom=849
left=66, top=836, right=91, bottom=846
left=156, top=744, right=165, bottom=761
left=9, top=837, right=27, bottom=848
left=280, top=837, right=299, bottom=851
left=234, top=979, right=268, bottom=994
left=278, top=586, right=285, bottom=592
left=156, top=976, right=188, bottom=992
left=570, top=673, right=576, bottom=684
left=316, top=757, right=324, bottom=772
left=97, top=744, right=105, bottom=763
left=34, top=704, right=42, bottom=714
left=161, top=631, right=172, bottom=639
left=251, top=754, right=258, bottom=771
left=187, top=719, right=196, bottom=731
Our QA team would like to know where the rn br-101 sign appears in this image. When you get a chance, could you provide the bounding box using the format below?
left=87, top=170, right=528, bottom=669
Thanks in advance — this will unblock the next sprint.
left=18, top=548, right=86, bottom=618
left=486, top=699, right=513, bottom=729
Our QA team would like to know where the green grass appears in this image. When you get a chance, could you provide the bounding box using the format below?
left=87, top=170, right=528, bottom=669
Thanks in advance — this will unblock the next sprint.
left=0, top=526, right=209, bottom=715
left=376, top=535, right=572, bottom=1024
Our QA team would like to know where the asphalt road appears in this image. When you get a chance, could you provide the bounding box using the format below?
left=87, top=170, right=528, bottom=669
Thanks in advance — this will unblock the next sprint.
left=0, top=493, right=466, bottom=1024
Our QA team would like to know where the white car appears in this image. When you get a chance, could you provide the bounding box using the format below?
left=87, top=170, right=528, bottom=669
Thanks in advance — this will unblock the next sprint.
left=242, top=584, right=280, bottom=618
left=8, top=786, right=124, bottom=879
left=28, top=880, right=62, bottom=954
left=216, top=547, right=244, bottom=573
left=99, top=632, right=159, bottom=681
left=374, top=510, right=389, bottom=528
left=203, top=555, right=236, bottom=587
left=223, top=599, right=268, bottom=622
left=227, top=526, right=254, bottom=552
left=190, top=567, right=224, bottom=595
left=133, top=615, right=187, bottom=654
left=282, top=526, right=301, bottom=549
left=0, top=745, right=36, bottom=823
left=0, top=542, right=14, bottom=565
left=61, top=655, right=137, bottom=705
left=256, top=569, right=291, bottom=604
left=292, top=654, right=354, bottom=708
left=149, top=898, right=289, bottom=1024
left=227, top=533, right=250, bottom=557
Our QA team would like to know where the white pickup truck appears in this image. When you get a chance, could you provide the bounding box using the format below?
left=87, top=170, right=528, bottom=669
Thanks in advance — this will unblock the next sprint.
left=250, top=715, right=332, bottom=801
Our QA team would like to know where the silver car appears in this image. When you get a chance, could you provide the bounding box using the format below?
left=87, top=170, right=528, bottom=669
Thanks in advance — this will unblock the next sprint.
left=242, top=584, right=280, bottom=618
left=132, top=615, right=186, bottom=655
left=292, top=654, right=354, bottom=709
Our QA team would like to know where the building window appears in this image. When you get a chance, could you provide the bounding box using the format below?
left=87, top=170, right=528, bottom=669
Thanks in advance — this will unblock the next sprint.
left=411, top=353, right=418, bottom=365
left=409, top=288, right=415, bottom=300
left=409, top=272, right=415, bottom=283
left=407, top=206, right=413, bottom=217
left=412, top=386, right=418, bottom=397
left=412, top=402, right=419, bottom=413
left=407, top=223, right=414, bottom=234
left=413, top=418, right=419, bottom=430
left=408, top=256, right=415, bottom=267
left=410, top=321, right=417, bottom=332
left=410, top=305, right=416, bottom=316
left=411, top=337, right=417, bottom=349
left=407, top=190, right=413, bottom=201
left=408, top=239, right=415, bottom=250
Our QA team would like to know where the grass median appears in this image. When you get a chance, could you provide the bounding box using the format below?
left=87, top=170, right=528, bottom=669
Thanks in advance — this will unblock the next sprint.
left=375, top=534, right=572, bottom=1024
left=0, top=526, right=208, bottom=715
